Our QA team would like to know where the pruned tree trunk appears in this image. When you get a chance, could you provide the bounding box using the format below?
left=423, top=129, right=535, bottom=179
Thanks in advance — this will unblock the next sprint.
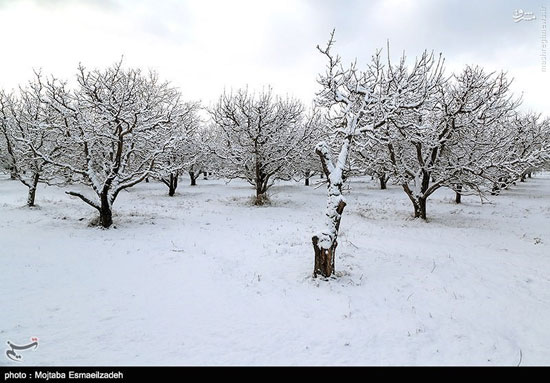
left=312, top=196, right=346, bottom=278
left=26, top=172, right=40, bottom=207
left=455, top=184, right=462, bottom=204
left=312, top=140, right=349, bottom=278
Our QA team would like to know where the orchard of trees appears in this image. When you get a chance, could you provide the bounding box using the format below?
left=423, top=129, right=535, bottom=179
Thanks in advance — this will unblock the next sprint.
left=1, top=35, right=549, bottom=278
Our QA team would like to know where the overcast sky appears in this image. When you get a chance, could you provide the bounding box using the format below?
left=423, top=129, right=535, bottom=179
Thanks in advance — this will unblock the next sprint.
left=0, top=0, right=548, bottom=113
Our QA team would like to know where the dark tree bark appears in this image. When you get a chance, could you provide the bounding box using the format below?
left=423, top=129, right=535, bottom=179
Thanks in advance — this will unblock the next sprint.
left=26, top=173, right=40, bottom=207
left=189, top=170, right=200, bottom=186
left=99, top=193, right=113, bottom=228
left=520, top=174, right=526, bottom=182
left=254, top=179, right=270, bottom=205
left=528, top=172, right=532, bottom=178
left=305, top=170, right=311, bottom=186
left=379, top=175, right=388, bottom=190
left=402, top=170, right=431, bottom=220
left=168, top=173, right=178, bottom=196
left=455, top=184, right=462, bottom=204
left=413, top=197, right=427, bottom=220
left=161, top=172, right=179, bottom=196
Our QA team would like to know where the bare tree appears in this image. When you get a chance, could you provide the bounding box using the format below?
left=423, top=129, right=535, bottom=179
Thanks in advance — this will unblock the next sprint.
left=311, top=32, right=443, bottom=277
left=0, top=76, right=64, bottom=207
left=34, top=62, right=190, bottom=227
left=312, top=33, right=388, bottom=278
left=153, top=103, right=201, bottom=196
left=377, top=65, right=515, bottom=219
left=210, top=87, right=313, bottom=205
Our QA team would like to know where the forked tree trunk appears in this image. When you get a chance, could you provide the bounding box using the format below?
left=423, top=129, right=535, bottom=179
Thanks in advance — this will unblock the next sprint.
left=455, top=184, right=462, bottom=204
left=26, top=173, right=40, bottom=207
left=404, top=173, right=430, bottom=220
left=189, top=171, right=200, bottom=186
left=99, top=193, right=113, bottom=228
left=254, top=181, right=269, bottom=205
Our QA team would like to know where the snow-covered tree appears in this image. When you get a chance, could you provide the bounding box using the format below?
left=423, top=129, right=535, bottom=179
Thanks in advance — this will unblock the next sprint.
left=153, top=102, right=201, bottom=196
left=382, top=66, right=518, bottom=218
left=507, top=113, right=550, bottom=182
left=311, top=32, right=443, bottom=277
left=35, top=62, right=191, bottom=227
left=0, top=98, right=16, bottom=178
left=312, top=34, right=385, bottom=277
left=0, top=77, right=64, bottom=207
left=186, top=125, right=216, bottom=186
left=209, top=87, right=314, bottom=205
left=354, top=135, right=393, bottom=189
left=297, top=109, right=328, bottom=186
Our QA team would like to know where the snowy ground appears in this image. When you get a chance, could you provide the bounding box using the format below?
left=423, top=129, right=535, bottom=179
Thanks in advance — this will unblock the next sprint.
left=1, top=173, right=549, bottom=366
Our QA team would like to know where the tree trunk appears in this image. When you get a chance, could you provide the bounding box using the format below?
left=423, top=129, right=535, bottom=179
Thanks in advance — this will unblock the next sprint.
left=455, top=184, right=462, bottom=204
left=528, top=172, right=532, bottom=178
left=520, top=174, right=526, bottom=182
left=26, top=173, right=40, bottom=207
left=312, top=196, right=346, bottom=278
left=311, top=139, right=352, bottom=278
left=379, top=175, right=387, bottom=190
left=145, top=177, right=149, bottom=183
left=189, top=171, right=198, bottom=186
left=312, top=237, right=335, bottom=278
left=254, top=182, right=269, bottom=205
left=413, top=197, right=427, bottom=220
left=168, top=173, right=178, bottom=196
left=99, top=193, right=113, bottom=228
left=305, top=170, right=311, bottom=186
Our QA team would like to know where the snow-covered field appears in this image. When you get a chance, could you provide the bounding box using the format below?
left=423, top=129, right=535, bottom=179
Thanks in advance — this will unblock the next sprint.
left=1, top=173, right=549, bottom=366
